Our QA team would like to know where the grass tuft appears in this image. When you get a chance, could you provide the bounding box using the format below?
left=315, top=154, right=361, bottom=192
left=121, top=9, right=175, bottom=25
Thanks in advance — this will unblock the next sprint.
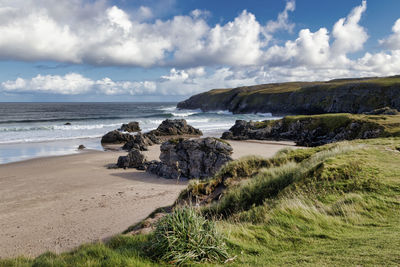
left=146, top=207, right=229, bottom=265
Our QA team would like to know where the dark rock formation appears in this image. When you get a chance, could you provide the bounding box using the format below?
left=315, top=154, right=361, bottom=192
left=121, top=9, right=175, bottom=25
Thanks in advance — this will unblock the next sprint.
left=117, top=149, right=147, bottom=169
left=150, top=119, right=203, bottom=136
left=364, top=107, right=399, bottom=115
left=119, top=121, right=141, bottom=132
left=78, top=145, right=86, bottom=150
left=177, top=75, right=400, bottom=115
left=64, top=122, right=71, bottom=125
left=122, top=132, right=161, bottom=151
left=121, top=119, right=202, bottom=151
left=101, top=130, right=135, bottom=144
left=221, top=114, right=393, bottom=147
left=147, top=137, right=232, bottom=179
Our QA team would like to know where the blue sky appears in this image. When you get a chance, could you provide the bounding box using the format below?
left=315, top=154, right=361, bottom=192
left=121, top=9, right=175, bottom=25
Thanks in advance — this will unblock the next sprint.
left=0, top=0, right=399, bottom=102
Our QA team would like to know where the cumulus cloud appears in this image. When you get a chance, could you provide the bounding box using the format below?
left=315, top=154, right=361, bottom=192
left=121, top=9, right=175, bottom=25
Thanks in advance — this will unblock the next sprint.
left=380, top=19, right=400, bottom=50
left=1, top=0, right=400, bottom=98
left=1, top=73, right=93, bottom=94
left=263, top=0, right=295, bottom=44
left=0, top=0, right=295, bottom=67
left=331, top=0, right=368, bottom=57
left=1, top=73, right=156, bottom=95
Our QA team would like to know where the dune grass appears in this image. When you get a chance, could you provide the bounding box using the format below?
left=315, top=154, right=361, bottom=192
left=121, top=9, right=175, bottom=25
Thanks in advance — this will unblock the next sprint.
left=1, top=138, right=400, bottom=266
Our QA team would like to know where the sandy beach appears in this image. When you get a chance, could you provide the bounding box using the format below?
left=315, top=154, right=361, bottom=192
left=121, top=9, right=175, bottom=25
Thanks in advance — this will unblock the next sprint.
left=0, top=140, right=297, bottom=258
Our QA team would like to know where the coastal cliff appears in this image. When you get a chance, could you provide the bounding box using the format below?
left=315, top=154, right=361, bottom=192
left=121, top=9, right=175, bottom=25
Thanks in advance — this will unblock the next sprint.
left=177, top=76, right=400, bottom=115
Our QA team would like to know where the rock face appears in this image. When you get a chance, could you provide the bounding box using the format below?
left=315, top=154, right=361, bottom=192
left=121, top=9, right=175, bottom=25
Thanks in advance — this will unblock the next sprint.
left=119, top=121, right=141, bottom=132
left=147, top=137, right=233, bottom=179
left=117, top=149, right=147, bottom=169
left=177, top=76, right=400, bottom=115
left=101, top=130, right=135, bottom=144
left=222, top=115, right=389, bottom=147
left=150, top=119, right=203, bottom=136
left=122, top=132, right=161, bottom=151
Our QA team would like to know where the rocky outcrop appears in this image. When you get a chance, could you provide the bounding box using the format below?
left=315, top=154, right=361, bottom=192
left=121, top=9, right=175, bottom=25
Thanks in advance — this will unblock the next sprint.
left=147, top=137, right=233, bottom=179
left=221, top=114, right=400, bottom=147
left=121, top=119, right=202, bottom=151
left=101, top=121, right=141, bottom=144
left=101, top=130, right=135, bottom=144
left=177, top=76, right=400, bottom=115
left=150, top=119, right=203, bottom=136
left=122, top=132, right=161, bottom=151
left=119, top=121, right=141, bottom=132
left=117, top=149, right=147, bottom=170
left=364, top=107, right=399, bottom=115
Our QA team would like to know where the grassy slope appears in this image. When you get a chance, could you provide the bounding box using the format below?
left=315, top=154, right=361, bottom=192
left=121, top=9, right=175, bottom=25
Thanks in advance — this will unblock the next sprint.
left=216, top=140, right=400, bottom=266
left=1, top=139, right=400, bottom=266
left=201, top=75, right=400, bottom=97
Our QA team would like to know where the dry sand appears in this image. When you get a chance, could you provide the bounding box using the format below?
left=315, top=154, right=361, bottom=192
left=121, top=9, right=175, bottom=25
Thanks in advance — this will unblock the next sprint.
left=0, top=140, right=297, bottom=258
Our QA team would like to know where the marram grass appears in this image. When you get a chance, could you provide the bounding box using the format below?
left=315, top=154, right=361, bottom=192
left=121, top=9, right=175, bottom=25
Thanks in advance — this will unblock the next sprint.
left=146, top=207, right=229, bottom=265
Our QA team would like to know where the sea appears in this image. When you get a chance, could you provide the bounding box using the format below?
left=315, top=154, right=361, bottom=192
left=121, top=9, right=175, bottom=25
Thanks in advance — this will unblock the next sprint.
left=0, top=102, right=280, bottom=164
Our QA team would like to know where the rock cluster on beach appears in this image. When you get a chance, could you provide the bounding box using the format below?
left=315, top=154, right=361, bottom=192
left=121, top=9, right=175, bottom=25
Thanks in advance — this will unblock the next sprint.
left=115, top=119, right=231, bottom=179
left=221, top=114, right=393, bottom=147
left=102, top=119, right=203, bottom=149
left=121, top=119, right=203, bottom=151
left=146, top=137, right=233, bottom=179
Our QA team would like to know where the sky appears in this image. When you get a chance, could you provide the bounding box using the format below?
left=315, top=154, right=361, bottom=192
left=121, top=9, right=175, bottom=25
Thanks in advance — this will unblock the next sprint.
left=0, top=0, right=399, bottom=102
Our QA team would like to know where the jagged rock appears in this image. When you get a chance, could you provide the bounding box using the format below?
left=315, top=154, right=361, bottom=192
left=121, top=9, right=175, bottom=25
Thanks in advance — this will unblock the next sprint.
left=117, top=149, right=147, bottom=169
left=78, top=145, right=85, bottom=150
left=119, top=121, right=141, bottom=132
left=364, top=107, right=399, bottom=115
left=101, top=130, right=135, bottom=144
left=147, top=137, right=232, bottom=179
left=150, top=119, right=202, bottom=136
left=221, top=116, right=386, bottom=147
left=122, top=132, right=161, bottom=151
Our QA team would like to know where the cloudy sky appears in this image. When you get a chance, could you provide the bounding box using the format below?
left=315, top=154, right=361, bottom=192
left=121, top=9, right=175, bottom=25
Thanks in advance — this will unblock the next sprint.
left=0, top=0, right=399, bottom=102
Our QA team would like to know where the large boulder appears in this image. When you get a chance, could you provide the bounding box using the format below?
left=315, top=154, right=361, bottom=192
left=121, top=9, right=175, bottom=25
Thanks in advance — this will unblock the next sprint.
left=151, top=119, right=202, bottom=136
left=101, top=130, right=135, bottom=144
left=117, top=149, right=147, bottom=169
left=119, top=121, right=141, bottom=132
left=147, top=137, right=232, bottom=179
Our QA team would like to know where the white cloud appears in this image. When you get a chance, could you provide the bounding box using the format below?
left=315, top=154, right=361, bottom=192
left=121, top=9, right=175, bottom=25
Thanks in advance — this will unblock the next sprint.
left=1, top=0, right=400, bottom=98
left=265, top=0, right=295, bottom=34
left=1, top=73, right=93, bottom=94
left=1, top=73, right=157, bottom=95
left=380, top=19, right=400, bottom=50
left=331, top=0, right=368, bottom=57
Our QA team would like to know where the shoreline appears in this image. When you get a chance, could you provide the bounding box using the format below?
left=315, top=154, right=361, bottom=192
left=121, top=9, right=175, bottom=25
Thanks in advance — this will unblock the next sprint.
left=0, top=139, right=297, bottom=258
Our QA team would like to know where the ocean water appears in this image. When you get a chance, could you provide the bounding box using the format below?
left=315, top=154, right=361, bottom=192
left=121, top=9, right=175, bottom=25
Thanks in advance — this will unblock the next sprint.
left=0, top=102, right=280, bottom=164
